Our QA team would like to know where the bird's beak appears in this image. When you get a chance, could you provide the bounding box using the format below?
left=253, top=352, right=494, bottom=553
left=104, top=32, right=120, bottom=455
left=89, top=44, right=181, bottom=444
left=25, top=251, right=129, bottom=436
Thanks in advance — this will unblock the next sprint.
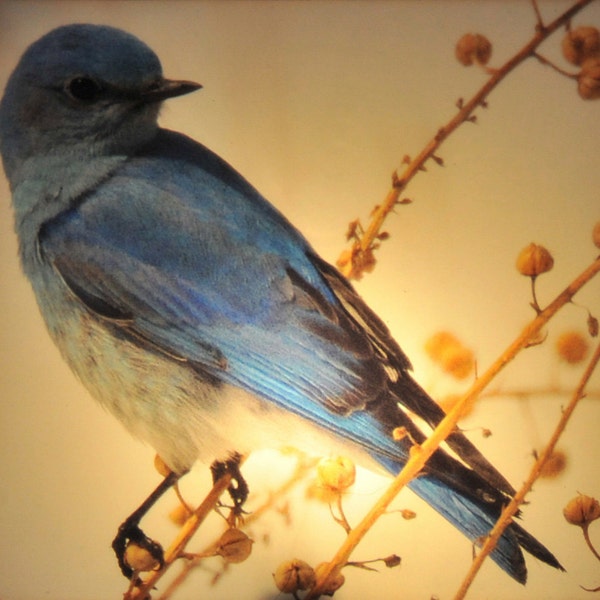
left=140, top=78, right=202, bottom=103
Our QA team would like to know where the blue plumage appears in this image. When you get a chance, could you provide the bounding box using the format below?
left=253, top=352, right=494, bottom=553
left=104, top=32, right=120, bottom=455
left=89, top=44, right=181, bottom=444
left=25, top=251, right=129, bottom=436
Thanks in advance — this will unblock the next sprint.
left=0, top=24, right=562, bottom=584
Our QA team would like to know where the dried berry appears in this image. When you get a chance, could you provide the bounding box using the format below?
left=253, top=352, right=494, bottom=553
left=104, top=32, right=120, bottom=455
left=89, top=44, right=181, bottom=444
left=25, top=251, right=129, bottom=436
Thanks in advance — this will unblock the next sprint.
left=317, top=456, right=356, bottom=493
left=455, top=33, right=492, bottom=66
left=538, top=449, right=568, bottom=479
left=578, top=58, right=600, bottom=100
left=169, top=502, right=190, bottom=526
left=515, top=243, right=554, bottom=277
left=563, top=494, right=600, bottom=527
left=562, top=26, right=600, bottom=66
left=424, top=331, right=475, bottom=380
left=216, top=528, right=253, bottom=564
left=400, top=508, right=417, bottom=520
left=556, top=331, right=590, bottom=364
left=273, top=559, right=316, bottom=593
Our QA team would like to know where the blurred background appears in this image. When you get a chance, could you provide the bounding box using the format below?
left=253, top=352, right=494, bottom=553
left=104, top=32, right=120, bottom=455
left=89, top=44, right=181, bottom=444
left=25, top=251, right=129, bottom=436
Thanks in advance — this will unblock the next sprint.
left=1, top=1, right=599, bottom=598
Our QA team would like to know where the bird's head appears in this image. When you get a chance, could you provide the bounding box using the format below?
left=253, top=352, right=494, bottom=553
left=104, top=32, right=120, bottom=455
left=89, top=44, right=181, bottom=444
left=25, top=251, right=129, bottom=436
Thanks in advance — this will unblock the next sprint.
left=0, top=24, right=201, bottom=184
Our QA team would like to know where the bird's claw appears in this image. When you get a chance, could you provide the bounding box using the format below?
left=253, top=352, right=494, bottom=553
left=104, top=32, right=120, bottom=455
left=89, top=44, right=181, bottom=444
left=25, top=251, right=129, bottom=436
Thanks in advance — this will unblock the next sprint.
left=210, top=452, right=249, bottom=517
left=112, top=520, right=165, bottom=581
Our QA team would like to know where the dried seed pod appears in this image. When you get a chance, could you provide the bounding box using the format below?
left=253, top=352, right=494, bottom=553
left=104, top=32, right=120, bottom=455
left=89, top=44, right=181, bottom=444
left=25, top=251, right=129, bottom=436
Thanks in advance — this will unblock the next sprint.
left=424, top=331, right=475, bottom=380
left=317, top=456, right=356, bottom=492
left=273, top=559, right=316, bottom=593
left=216, top=528, right=253, bottom=564
left=563, top=494, right=600, bottom=527
left=562, top=26, right=600, bottom=66
left=578, top=58, right=600, bottom=100
left=515, top=243, right=554, bottom=277
left=455, top=33, right=492, bottom=66
left=400, top=508, right=417, bottom=520
left=538, top=449, right=568, bottom=479
left=556, top=331, right=589, bottom=364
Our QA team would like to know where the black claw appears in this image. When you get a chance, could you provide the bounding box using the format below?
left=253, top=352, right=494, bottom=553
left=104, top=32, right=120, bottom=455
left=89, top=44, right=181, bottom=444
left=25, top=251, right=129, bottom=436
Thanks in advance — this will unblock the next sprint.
left=211, top=452, right=249, bottom=514
left=112, top=521, right=165, bottom=580
left=112, top=471, right=179, bottom=580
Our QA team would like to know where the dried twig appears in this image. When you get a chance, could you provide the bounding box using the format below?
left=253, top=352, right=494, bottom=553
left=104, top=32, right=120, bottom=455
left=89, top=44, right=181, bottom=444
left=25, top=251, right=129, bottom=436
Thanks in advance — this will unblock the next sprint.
left=337, top=0, right=596, bottom=280
left=307, top=256, right=600, bottom=598
left=454, top=338, right=600, bottom=600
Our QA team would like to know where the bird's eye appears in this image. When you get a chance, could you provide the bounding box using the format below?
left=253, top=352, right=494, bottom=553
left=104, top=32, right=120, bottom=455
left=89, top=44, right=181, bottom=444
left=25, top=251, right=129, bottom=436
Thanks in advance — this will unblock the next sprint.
left=65, top=76, right=103, bottom=102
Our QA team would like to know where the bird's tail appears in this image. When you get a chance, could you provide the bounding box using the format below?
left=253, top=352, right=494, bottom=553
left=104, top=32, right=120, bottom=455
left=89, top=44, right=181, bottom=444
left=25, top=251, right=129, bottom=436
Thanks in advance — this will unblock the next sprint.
left=362, top=378, right=564, bottom=584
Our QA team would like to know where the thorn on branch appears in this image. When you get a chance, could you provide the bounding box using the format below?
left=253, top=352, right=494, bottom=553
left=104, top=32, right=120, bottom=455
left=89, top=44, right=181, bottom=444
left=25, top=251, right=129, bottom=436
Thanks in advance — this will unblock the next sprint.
left=344, top=219, right=363, bottom=242
left=466, top=114, right=478, bottom=124
left=431, top=154, right=444, bottom=167
left=346, top=554, right=402, bottom=572
left=392, top=170, right=406, bottom=189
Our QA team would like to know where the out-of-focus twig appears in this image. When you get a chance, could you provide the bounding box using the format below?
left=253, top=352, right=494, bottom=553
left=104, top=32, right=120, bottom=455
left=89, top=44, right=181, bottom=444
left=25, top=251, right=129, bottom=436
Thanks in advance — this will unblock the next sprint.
left=125, top=470, right=234, bottom=599
left=454, top=338, right=600, bottom=600
left=155, top=453, right=318, bottom=600
left=307, top=256, right=600, bottom=598
left=337, top=0, right=595, bottom=280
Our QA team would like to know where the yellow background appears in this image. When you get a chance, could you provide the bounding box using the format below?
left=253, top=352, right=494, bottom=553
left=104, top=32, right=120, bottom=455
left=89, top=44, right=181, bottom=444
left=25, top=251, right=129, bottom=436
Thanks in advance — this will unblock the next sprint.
left=1, top=1, right=599, bottom=599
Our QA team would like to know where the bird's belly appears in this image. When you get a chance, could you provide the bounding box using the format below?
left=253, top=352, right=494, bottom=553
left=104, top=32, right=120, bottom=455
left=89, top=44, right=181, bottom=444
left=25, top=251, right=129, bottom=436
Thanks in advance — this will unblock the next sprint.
left=30, top=269, right=374, bottom=474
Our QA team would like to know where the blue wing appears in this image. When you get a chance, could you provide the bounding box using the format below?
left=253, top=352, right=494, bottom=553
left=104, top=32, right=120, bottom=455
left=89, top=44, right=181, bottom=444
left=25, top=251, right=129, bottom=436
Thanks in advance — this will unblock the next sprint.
left=40, top=129, right=561, bottom=582
left=43, top=130, right=391, bottom=418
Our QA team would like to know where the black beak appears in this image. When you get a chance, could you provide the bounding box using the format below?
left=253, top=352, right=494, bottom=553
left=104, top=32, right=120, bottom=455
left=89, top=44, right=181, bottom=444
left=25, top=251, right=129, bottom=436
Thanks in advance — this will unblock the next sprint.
left=140, top=78, right=202, bottom=103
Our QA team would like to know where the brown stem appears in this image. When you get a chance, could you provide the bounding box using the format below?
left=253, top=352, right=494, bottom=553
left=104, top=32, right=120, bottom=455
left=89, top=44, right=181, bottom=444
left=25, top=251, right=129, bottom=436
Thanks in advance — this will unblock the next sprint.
left=338, top=0, right=595, bottom=280
left=583, top=523, right=600, bottom=563
left=307, top=256, right=600, bottom=599
left=125, top=470, right=235, bottom=599
left=453, top=338, right=600, bottom=600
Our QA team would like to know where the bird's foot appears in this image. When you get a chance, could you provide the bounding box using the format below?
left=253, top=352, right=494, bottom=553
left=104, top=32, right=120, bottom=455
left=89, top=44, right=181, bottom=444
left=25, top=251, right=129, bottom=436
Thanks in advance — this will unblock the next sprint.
left=112, top=471, right=179, bottom=580
left=210, top=451, right=249, bottom=520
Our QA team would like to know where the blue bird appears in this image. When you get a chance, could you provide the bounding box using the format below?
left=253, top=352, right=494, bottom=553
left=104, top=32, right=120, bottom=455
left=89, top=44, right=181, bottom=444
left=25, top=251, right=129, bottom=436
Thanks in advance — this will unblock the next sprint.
left=0, top=24, right=562, bottom=585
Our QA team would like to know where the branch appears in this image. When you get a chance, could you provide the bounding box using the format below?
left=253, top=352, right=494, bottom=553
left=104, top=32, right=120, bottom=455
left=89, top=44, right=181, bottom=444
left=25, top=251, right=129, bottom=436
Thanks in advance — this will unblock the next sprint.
left=454, top=337, right=600, bottom=600
left=154, top=453, right=317, bottom=599
left=125, top=470, right=234, bottom=599
left=307, top=256, right=600, bottom=598
left=337, top=0, right=596, bottom=280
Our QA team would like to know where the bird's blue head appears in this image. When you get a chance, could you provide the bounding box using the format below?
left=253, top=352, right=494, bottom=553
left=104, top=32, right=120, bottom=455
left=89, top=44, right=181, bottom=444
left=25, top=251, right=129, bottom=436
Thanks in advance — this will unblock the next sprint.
left=0, top=24, right=200, bottom=185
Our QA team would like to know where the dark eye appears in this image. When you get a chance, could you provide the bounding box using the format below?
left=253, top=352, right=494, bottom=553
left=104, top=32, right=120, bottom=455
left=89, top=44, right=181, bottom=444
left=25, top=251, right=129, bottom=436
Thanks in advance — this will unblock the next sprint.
left=65, top=76, right=103, bottom=102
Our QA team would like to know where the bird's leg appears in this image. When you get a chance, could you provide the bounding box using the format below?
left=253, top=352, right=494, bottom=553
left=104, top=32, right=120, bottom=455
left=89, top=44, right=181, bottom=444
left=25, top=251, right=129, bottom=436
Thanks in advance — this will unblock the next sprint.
left=210, top=451, right=249, bottom=519
left=112, top=470, right=180, bottom=581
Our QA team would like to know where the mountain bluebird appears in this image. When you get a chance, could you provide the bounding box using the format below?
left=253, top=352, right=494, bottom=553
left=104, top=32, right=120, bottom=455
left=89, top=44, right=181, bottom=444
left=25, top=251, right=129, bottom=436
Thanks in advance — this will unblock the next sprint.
left=0, top=24, right=562, bottom=583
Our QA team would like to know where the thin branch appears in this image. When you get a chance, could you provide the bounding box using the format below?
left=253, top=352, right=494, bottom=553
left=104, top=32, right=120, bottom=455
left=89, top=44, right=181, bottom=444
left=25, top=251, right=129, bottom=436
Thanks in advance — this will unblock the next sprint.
left=532, top=51, right=579, bottom=78
left=337, top=0, right=595, bottom=280
left=583, top=523, right=600, bottom=562
left=307, top=256, right=600, bottom=599
left=454, top=338, right=600, bottom=600
left=531, top=0, right=545, bottom=29
left=155, top=454, right=318, bottom=600
left=125, top=470, right=235, bottom=599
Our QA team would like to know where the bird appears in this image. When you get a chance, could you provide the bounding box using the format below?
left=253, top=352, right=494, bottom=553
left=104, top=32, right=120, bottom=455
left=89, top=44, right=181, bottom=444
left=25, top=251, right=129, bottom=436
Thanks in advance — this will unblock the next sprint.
left=0, top=23, right=562, bottom=585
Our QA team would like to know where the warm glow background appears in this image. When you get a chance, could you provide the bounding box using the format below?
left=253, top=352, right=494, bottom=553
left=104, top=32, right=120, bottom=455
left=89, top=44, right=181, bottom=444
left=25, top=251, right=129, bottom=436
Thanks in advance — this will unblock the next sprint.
left=1, top=1, right=599, bottom=599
